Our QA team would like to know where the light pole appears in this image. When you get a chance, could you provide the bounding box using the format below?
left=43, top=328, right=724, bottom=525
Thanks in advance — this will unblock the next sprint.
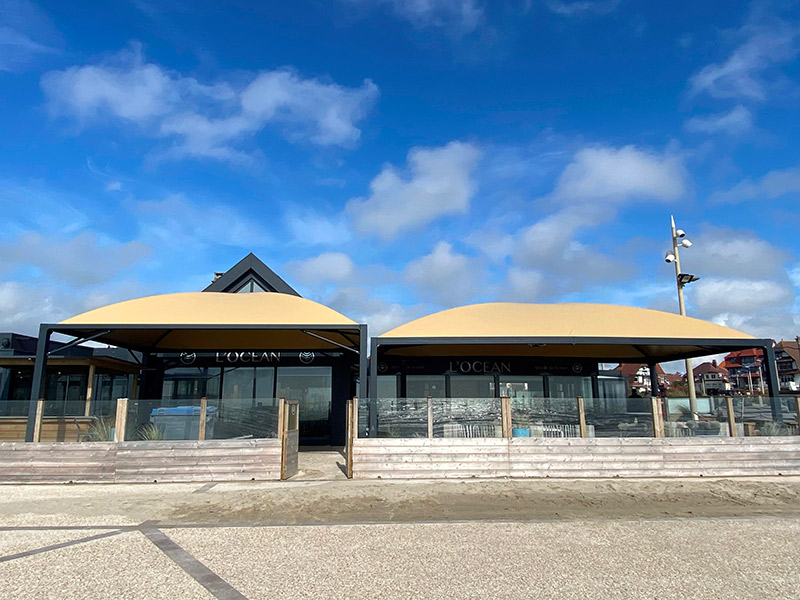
left=664, top=216, right=700, bottom=419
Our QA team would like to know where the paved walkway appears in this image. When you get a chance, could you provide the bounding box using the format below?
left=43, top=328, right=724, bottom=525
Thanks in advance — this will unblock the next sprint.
left=2, top=477, right=800, bottom=599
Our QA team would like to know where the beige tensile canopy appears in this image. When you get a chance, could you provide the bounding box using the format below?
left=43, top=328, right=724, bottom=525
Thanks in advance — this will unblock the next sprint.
left=56, top=292, right=364, bottom=351
left=26, top=292, right=367, bottom=440
left=370, top=302, right=779, bottom=398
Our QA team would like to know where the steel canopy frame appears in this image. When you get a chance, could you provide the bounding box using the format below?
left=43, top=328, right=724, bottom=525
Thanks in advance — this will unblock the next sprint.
left=26, top=322, right=368, bottom=442
left=369, top=334, right=782, bottom=422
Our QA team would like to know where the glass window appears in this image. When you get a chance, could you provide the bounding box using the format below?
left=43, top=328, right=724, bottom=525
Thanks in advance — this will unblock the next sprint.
left=254, top=367, right=275, bottom=401
left=406, top=375, right=445, bottom=399
left=548, top=376, right=593, bottom=399
left=450, top=375, right=494, bottom=398
left=222, top=367, right=255, bottom=400
left=377, top=375, right=398, bottom=399
left=499, top=376, right=545, bottom=400
left=277, top=367, right=332, bottom=441
left=235, top=279, right=268, bottom=293
left=163, top=367, right=219, bottom=400
left=597, top=376, right=626, bottom=400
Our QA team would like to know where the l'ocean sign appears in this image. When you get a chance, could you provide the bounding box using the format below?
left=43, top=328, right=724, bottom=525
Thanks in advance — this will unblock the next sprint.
left=179, top=351, right=316, bottom=365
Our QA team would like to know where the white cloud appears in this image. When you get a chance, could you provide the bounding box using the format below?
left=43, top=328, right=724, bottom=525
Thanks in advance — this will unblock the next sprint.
left=545, top=145, right=686, bottom=205
left=688, top=18, right=799, bottom=101
left=0, top=231, right=149, bottom=287
left=0, top=279, right=149, bottom=335
left=291, top=252, right=356, bottom=285
left=513, top=207, right=631, bottom=294
left=403, top=241, right=485, bottom=306
left=502, top=144, right=682, bottom=299
left=676, top=229, right=798, bottom=340
left=0, top=0, right=59, bottom=72
left=320, top=285, right=415, bottom=336
left=346, top=141, right=481, bottom=240
left=684, top=105, right=753, bottom=136
left=710, top=164, right=800, bottom=204
left=134, top=194, right=269, bottom=248
left=105, top=180, right=123, bottom=192
left=545, top=0, right=620, bottom=18
left=693, top=277, right=793, bottom=316
left=346, top=0, right=484, bottom=35
left=680, top=230, right=789, bottom=279
left=284, top=208, right=352, bottom=246
left=506, top=267, right=546, bottom=301
left=41, top=45, right=379, bottom=163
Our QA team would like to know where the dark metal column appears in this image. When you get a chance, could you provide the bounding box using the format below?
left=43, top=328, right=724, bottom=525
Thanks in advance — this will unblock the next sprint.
left=647, top=362, right=659, bottom=399
left=764, top=344, right=782, bottom=422
left=358, top=324, right=368, bottom=400
left=25, top=325, right=51, bottom=442
left=369, top=338, right=378, bottom=437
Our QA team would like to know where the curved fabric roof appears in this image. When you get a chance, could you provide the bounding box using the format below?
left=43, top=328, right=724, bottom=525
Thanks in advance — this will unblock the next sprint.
left=61, top=292, right=356, bottom=327
left=54, top=292, right=361, bottom=352
left=381, top=302, right=752, bottom=340
left=376, top=303, right=762, bottom=362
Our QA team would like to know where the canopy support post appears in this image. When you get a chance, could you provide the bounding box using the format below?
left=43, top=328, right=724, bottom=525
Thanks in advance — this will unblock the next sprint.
left=763, top=344, right=782, bottom=422
left=26, top=325, right=51, bottom=442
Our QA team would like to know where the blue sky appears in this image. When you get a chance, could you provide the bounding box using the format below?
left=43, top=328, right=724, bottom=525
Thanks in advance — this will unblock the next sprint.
left=1, top=0, right=799, bottom=342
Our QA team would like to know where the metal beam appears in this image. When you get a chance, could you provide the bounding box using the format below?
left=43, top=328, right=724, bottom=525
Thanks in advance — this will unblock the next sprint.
left=764, top=344, right=782, bottom=422
left=47, top=330, right=111, bottom=356
left=301, top=330, right=359, bottom=354
left=26, top=325, right=51, bottom=442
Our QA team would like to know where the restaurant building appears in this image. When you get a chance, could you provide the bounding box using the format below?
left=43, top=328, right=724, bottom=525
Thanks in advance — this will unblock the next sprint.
left=16, top=254, right=366, bottom=446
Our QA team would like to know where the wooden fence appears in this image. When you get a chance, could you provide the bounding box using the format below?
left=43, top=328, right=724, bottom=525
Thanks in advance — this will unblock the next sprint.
left=346, top=396, right=800, bottom=479
left=351, top=436, right=800, bottom=479
left=0, top=398, right=298, bottom=484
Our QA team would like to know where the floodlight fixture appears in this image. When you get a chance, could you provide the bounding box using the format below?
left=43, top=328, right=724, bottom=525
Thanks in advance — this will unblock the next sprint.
left=677, top=273, right=700, bottom=285
left=675, top=229, right=686, bottom=238
left=665, top=251, right=676, bottom=263
left=680, top=239, right=692, bottom=248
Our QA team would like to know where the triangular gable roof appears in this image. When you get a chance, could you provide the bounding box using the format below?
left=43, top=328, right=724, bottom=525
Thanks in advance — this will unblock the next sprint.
left=203, top=253, right=299, bottom=296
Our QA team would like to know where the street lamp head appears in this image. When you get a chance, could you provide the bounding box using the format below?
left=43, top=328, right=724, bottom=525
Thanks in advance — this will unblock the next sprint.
left=680, top=238, right=692, bottom=248
left=677, top=273, right=700, bottom=285
left=675, top=229, right=686, bottom=238
left=665, top=251, right=676, bottom=263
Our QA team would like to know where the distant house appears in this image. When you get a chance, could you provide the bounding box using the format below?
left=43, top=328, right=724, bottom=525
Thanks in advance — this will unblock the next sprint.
left=775, top=339, right=800, bottom=392
left=612, top=363, right=667, bottom=397
left=691, top=360, right=730, bottom=396
left=720, top=348, right=765, bottom=394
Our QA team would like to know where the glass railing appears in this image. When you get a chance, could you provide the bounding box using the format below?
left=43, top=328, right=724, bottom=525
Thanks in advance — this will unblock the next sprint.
left=125, top=397, right=281, bottom=441
left=510, top=396, right=580, bottom=438
left=374, top=397, right=428, bottom=438
left=212, top=397, right=279, bottom=439
left=0, top=399, right=115, bottom=442
left=0, top=399, right=32, bottom=418
left=730, top=396, right=799, bottom=437
left=584, top=396, right=654, bottom=438
left=434, top=397, right=502, bottom=438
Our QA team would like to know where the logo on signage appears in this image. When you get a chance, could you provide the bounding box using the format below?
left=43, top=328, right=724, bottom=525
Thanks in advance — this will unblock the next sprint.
left=449, top=361, right=511, bottom=374
left=299, top=352, right=315, bottom=364
left=572, top=362, right=583, bottom=374
left=215, top=351, right=281, bottom=364
left=180, top=352, right=196, bottom=365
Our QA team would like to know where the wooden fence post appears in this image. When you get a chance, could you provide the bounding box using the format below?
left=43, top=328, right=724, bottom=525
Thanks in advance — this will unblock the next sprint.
left=114, top=398, right=128, bottom=443
left=726, top=396, right=737, bottom=437
left=346, top=397, right=357, bottom=479
left=501, top=396, right=512, bottom=438
left=577, top=396, right=587, bottom=438
left=32, top=398, right=45, bottom=443
left=651, top=396, right=664, bottom=438
left=198, top=396, right=207, bottom=441
left=84, top=363, right=96, bottom=417
left=427, top=396, right=433, bottom=438
left=277, top=397, right=286, bottom=441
